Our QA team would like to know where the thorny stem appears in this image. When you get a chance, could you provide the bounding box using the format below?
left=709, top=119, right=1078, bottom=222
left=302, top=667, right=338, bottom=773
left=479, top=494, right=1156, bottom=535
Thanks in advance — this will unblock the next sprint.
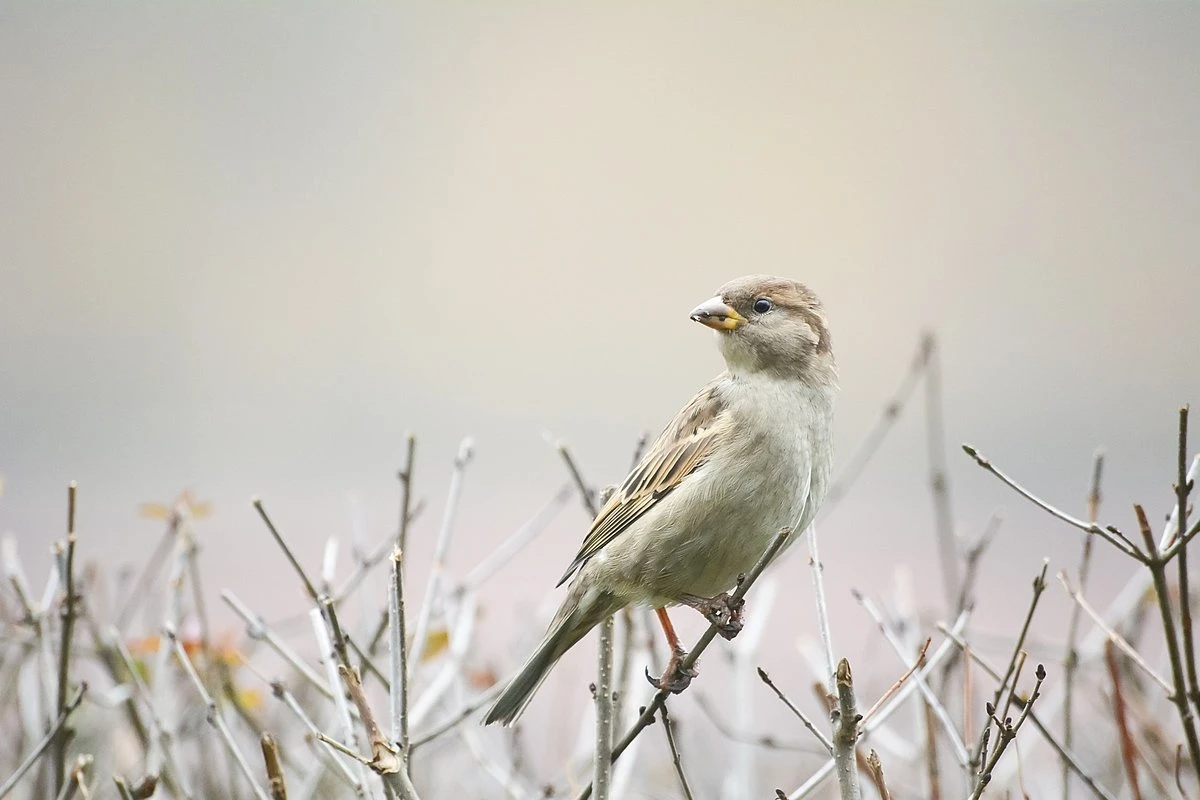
left=576, top=526, right=792, bottom=800
left=54, top=482, right=79, bottom=796
left=1134, top=503, right=1200, bottom=777
left=1063, top=450, right=1104, bottom=800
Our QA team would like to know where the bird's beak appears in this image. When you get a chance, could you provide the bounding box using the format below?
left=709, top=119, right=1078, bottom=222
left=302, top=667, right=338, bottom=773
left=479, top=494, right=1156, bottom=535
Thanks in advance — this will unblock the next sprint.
left=690, top=296, right=745, bottom=331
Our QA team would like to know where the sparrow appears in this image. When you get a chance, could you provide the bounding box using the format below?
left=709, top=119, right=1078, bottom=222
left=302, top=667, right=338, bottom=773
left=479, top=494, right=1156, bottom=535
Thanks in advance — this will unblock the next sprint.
left=484, top=275, right=837, bottom=726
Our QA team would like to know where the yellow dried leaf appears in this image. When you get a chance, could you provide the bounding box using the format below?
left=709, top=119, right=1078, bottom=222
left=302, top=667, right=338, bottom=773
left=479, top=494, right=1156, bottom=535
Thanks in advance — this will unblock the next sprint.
left=421, top=628, right=450, bottom=662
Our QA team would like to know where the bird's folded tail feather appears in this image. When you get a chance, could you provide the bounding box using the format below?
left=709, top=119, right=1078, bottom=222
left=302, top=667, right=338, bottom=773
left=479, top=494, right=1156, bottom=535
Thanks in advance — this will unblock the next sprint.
left=483, top=592, right=612, bottom=726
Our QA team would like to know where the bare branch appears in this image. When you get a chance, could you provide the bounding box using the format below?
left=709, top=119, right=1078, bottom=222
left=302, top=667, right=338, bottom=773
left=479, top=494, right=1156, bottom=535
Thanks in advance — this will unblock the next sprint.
left=961, top=445, right=1144, bottom=561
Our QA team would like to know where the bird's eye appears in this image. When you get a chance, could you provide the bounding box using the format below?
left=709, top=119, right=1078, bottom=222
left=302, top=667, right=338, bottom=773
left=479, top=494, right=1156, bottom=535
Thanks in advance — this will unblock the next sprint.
left=753, top=297, right=773, bottom=314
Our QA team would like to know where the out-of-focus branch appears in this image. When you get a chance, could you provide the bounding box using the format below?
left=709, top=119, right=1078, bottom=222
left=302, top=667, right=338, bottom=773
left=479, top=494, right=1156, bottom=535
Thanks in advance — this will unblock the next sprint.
left=260, top=734, right=288, bottom=800
left=1063, top=449, right=1104, bottom=800
left=1104, top=642, right=1142, bottom=800
left=168, top=626, right=271, bottom=800
left=822, top=334, right=931, bottom=517
left=1057, top=572, right=1172, bottom=693
left=53, top=481, right=79, bottom=796
left=0, top=683, right=86, bottom=800
left=409, top=438, right=473, bottom=673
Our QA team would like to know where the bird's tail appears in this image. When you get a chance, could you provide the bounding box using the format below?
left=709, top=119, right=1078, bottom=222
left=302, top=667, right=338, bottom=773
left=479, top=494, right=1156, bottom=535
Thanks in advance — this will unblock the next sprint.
left=484, top=592, right=611, bottom=726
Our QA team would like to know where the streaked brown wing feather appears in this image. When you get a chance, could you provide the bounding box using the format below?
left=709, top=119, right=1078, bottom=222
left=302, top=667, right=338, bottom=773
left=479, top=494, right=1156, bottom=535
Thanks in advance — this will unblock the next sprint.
left=556, top=378, right=731, bottom=586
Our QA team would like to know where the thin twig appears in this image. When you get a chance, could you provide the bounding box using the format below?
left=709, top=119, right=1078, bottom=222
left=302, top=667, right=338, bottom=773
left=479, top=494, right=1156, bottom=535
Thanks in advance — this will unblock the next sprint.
left=961, top=444, right=1144, bottom=561
left=1063, top=449, right=1104, bottom=800
left=967, top=664, right=1046, bottom=800
left=1104, top=641, right=1143, bottom=800
left=397, top=434, right=416, bottom=557
left=1057, top=572, right=1172, bottom=693
left=865, top=751, right=893, bottom=800
left=167, top=626, right=271, bottom=800
left=253, top=498, right=322, bottom=604
left=557, top=440, right=599, bottom=517
left=757, top=668, right=833, bottom=754
left=851, top=590, right=970, bottom=767
left=408, top=438, right=473, bottom=672
left=461, top=485, right=571, bottom=591
left=807, top=525, right=836, bottom=696
left=969, top=561, right=1048, bottom=772
left=264, top=678, right=363, bottom=794
left=0, top=683, right=86, bottom=800
left=922, top=334, right=961, bottom=608
left=53, top=481, right=78, bottom=796
left=955, top=513, right=1002, bottom=615
left=660, top=702, right=695, bottom=800
left=1134, top=503, right=1200, bottom=776
left=388, top=547, right=410, bottom=760
left=938, top=624, right=1118, bottom=800
left=407, top=683, right=505, bottom=752
left=822, top=334, right=930, bottom=517
left=1174, top=408, right=1198, bottom=717
left=222, top=590, right=333, bottom=700
left=785, top=610, right=971, bottom=800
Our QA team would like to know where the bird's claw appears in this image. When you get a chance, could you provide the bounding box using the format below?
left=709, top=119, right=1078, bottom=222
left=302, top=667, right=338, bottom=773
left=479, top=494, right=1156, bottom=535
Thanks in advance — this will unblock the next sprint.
left=645, top=650, right=697, bottom=694
left=682, top=591, right=745, bottom=640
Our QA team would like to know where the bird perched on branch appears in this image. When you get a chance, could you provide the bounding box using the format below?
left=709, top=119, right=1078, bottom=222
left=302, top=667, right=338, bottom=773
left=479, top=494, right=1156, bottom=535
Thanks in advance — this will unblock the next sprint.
left=484, top=275, right=837, bottom=725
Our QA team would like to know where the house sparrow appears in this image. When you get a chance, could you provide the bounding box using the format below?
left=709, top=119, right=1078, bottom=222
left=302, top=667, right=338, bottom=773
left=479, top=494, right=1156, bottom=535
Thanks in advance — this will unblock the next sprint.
left=484, top=275, right=837, bottom=726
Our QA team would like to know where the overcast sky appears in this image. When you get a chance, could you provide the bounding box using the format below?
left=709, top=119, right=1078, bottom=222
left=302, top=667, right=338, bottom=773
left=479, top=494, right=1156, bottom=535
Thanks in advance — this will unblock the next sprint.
left=2, top=4, right=1198, bottom=724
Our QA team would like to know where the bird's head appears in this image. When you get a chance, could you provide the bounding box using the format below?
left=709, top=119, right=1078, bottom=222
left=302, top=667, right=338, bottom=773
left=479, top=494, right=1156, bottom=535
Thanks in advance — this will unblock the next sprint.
left=690, top=275, right=835, bottom=385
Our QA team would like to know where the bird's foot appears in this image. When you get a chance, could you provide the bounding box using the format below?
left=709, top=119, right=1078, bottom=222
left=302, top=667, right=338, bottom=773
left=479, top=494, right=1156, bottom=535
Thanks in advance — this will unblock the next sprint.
left=645, top=647, right=697, bottom=694
left=681, top=591, right=745, bottom=640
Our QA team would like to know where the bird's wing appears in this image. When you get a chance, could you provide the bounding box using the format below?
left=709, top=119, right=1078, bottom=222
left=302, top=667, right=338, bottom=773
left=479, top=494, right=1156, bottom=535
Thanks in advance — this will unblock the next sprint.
left=557, top=378, right=733, bottom=586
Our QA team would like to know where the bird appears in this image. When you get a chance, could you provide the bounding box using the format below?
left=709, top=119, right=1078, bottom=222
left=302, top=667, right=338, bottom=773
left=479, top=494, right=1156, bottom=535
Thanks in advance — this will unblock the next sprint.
left=483, top=275, right=837, bottom=726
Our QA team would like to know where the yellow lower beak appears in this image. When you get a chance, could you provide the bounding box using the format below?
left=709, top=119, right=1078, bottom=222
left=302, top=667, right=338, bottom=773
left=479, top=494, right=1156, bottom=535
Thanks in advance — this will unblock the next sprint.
left=690, top=297, right=745, bottom=331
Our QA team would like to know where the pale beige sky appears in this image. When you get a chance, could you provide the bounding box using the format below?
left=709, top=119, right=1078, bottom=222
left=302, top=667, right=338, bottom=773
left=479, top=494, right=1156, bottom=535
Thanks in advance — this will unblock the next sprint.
left=1, top=4, right=1198, bottom=698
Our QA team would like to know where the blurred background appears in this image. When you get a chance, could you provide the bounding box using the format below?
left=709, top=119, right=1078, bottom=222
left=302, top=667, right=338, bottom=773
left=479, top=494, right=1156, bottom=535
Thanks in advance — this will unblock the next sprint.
left=2, top=2, right=1199, bottom=785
